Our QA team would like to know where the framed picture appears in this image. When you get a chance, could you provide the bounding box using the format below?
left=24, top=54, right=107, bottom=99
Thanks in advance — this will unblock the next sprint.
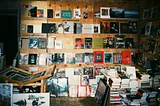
left=0, top=83, right=13, bottom=106
left=12, top=93, right=50, bottom=106
left=100, top=7, right=110, bottom=18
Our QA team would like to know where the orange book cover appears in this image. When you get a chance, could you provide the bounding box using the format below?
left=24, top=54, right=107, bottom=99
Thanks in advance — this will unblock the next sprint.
left=122, top=50, right=131, bottom=64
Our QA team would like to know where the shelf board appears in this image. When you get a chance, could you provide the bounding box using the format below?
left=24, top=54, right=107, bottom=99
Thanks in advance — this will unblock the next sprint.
left=93, top=34, right=137, bottom=38
left=48, top=33, right=93, bottom=38
left=94, top=18, right=138, bottom=21
left=21, top=33, right=47, bottom=37
left=47, top=49, right=93, bottom=53
left=20, top=49, right=47, bottom=54
left=21, top=17, right=47, bottom=21
left=94, top=48, right=138, bottom=53
left=48, top=18, right=94, bottom=23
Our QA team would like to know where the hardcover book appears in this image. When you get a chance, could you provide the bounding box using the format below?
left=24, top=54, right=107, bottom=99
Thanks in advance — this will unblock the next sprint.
left=122, top=50, right=131, bottom=64
left=19, top=53, right=28, bottom=65
left=65, top=53, right=75, bottom=64
left=84, top=53, right=93, bottom=64
left=27, top=25, right=33, bottom=33
left=84, top=38, right=92, bottom=49
left=28, top=54, right=38, bottom=65
left=104, top=52, right=113, bottom=64
left=74, top=23, right=82, bottom=34
left=83, top=67, right=94, bottom=79
left=93, top=38, right=103, bottom=49
left=100, top=21, right=110, bottom=33
left=75, top=53, right=85, bottom=64
left=37, top=9, right=44, bottom=17
left=61, top=10, right=72, bottom=18
left=120, top=23, right=129, bottom=34
left=63, top=21, right=74, bottom=34
left=74, top=38, right=84, bottom=49
left=39, top=38, right=47, bottom=49
left=74, top=9, right=81, bottom=19
left=103, top=37, right=115, bottom=48
left=113, top=53, right=122, bottom=64
left=29, top=37, right=39, bottom=49
left=93, top=51, right=104, bottom=64
left=129, top=21, right=137, bottom=34
left=47, top=9, right=53, bottom=18
left=110, top=22, right=119, bottom=33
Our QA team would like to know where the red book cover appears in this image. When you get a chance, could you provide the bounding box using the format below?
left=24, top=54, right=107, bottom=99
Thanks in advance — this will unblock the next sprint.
left=93, top=51, right=104, bottom=64
left=122, top=50, right=131, bottom=64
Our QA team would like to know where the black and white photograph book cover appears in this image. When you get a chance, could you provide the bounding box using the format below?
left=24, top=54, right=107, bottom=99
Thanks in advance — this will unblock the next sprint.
left=57, top=78, right=69, bottom=97
left=39, top=38, right=47, bottom=49
left=28, top=54, right=38, bottom=65
left=129, top=21, right=137, bottom=34
left=83, top=67, right=94, bottom=79
left=55, top=68, right=66, bottom=78
left=0, top=83, right=13, bottom=106
left=63, top=21, right=73, bottom=34
left=75, top=53, right=85, bottom=64
left=47, top=53, right=65, bottom=64
left=94, top=24, right=100, bottom=34
left=83, top=11, right=88, bottom=19
left=56, top=23, right=64, bottom=34
left=110, top=22, right=119, bottom=33
left=27, top=25, right=33, bottom=33
left=29, top=37, right=39, bottom=49
left=74, top=67, right=84, bottom=75
left=19, top=53, right=29, bottom=64
left=145, top=22, right=152, bottom=36
left=100, top=7, right=110, bottom=18
left=65, top=53, right=75, bottom=64
left=12, top=93, right=50, bottom=106
left=55, top=10, right=61, bottom=18
left=74, top=9, right=81, bottom=19
left=84, top=53, right=93, bottom=64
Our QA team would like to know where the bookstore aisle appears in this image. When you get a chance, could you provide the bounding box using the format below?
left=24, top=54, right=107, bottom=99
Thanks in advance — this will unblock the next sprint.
left=0, top=0, right=160, bottom=106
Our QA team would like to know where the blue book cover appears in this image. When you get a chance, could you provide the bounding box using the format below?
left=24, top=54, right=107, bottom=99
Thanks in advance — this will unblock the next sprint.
left=61, top=10, right=72, bottom=18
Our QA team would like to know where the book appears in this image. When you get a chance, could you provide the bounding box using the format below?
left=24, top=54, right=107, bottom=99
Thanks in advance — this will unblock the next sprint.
left=37, top=9, right=44, bottom=17
left=55, top=10, right=61, bottom=18
left=65, top=53, right=75, bottom=64
left=110, top=22, right=119, bottom=33
left=55, top=40, right=63, bottom=49
left=74, top=68, right=84, bottom=75
left=100, top=7, right=110, bottom=18
left=74, top=9, right=81, bottom=19
left=110, top=8, right=124, bottom=18
left=113, top=53, right=122, bottom=64
left=103, top=37, right=115, bottom=48
left=47, top=36, right=56, bottom=49
left=38, top=53, right=47, bottom=65
left=56, top=23, right=64, bottom=34
left=75, top=53, right=85, bottom=64
left=120, top=23, right=129, bottom=34
left=125, top=38, right=134, bottom=48
left=100, top=21, right=110, bottom=33
left=55, top=68, right=65, bottom=78
left=93, top=51, right=104, bottom=64
left=93, top=38, right=103, bottom=49
left=82, top=24, right=93, bottom=34
left=33, top=24, right=42, bottom=33
left=29, top=37, right=39, bottom=49
left=28, top=54, right=38, bottom=65
left=94, top=10, right=100, bottom=18
left=94, top=66, right=104, bottom=75
left=28, top=6, right=37, bottom=17
left=93, top=24, right=100, bottom=33
left=104, top=52, right=113, bottom=64
left=47, top=53, right=65, bottom=64
left=69, top=85, right=78, bottom=97
left=42, top=23, right=56, bottom=33
left=84, top=38, right=92, bottom=49
left=74, top=38, right=84, bottom=49
left=80, top=75, right=89, bottom=85
left=61, top=10, right=72, bottom=18
left=145, top=22, right=152, bottom=35
left=74, top=23, right=82, bottom=34
left=27, top=25, right=33, bottom=33
left=122, top=50, right=131, bottom=64
left=19, top=53, right=28, bottom=64
left=57, top=78, right=69, bottom=97
left=84, top=53, right=93, bottom=64
left=21, top=38, right=29, bottom=49
left=83, top=67, right=94, bottom=79
left=63, top=21, right=74, bottom=34
left=39, top=38, right=47, bottom=49
left=129, top=21, right=137, bottom=34
left=47, top=9, right=53, bottom=18
left=114, top=35, right=125, bottom=48
left=83, top=11, right=88, bottom=19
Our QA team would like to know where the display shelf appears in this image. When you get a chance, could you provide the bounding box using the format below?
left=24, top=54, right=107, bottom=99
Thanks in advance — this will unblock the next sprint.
left=94, top=48, right=138, bottom=53
left=47, top=49, right=93, bottom=53
left=21, top=17, right=47, bottom=21
left=20, top=49, right=47, bottom=54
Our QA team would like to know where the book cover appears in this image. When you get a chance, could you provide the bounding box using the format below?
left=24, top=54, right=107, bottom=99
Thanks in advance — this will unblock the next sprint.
left=83, top=11, right=88, bottom=19
left=74, top=9, right=81, bottom=19
left=82, top=24, right=93, bottom=34
left=93, top=51, right=104, bottom=64
left=100, top=7, right=110, bottom=18
left=69, top=85, right=78, bottom=97
left=84, top=53, right=93, bottom=64
left=88, top=11, right=94, bottom=19
left=94, top=66, right=104, bottom=75
left=61, top=10, right=72, bottom=18
left=63, top=21, right=74, bottom=34
left=84, top=38, right=92, bottom=49
left=68, top=75, right=80, bottom=85
left=47, top=9, right=53, bottom=18
left=47, top=53, right=65, bottom=64
left=80, top=75, right=89, bottom=85
left=33, top=24, right=42, bottom=33
left=83, top=67, right=94, bottom=79
left=39, top=38, right=47, bottom=49
left=78, top=85, right=87, bottom=97
left=110, top=8, right=124, bottom=18
left=74, top=68, right=84, bottom=75
left=120, top=23, right=129, bottom=34
left=27, top=25, right=33, bottom=33
left=104, top=52, right=113, bottom=64
left=65, top=53, right=75, bottom=64
left=28, top=54, right=38, bottom=65
left=21, top=38, right=29, bottom=49
left=122, top=50, right=131, bottom=64
left=129, top=21, right=137, bottom=34
left=74, top=38, right=84, bottom=49
left=38, top=53, right=47, bottom=65
left=94, top=10, right=100, bottom=18
left=113, top=53, right=122, bottom=64
left=29, top=37, right=39, bottom=49
left=63, top=38, right=74, bottom=49
left=42, top=23, right=57, bottom=33
left=28, top=6, right=37, bottom=17
left=94, top=24, right=100, bottom=33
left=103, top=37, right=115, bottom=48
left=93, top=38, right=103, bottom=49
left=74, top=23, right=82, bottom=34
left=114, top=35, right=125, bottom=48
left=125, top=38, right=134, bottom=48
left=37, top=9, right=44, bottom=17
left=47, top=78, right=58, bottom=96
left=55, top=10, right=61, bottom=18
left=21, top=24, right=26, bottom=33
left=75, top=53, right=85, bottom=64
left=55, top=40, right=63, bottom=49
left=55, top=68, right=65, bottom=78
left=88, top=84, right=97, bottom=97
left=57, top=78, right=69, bottom=97
left=100, top=21, right=110, bottom=33
left=145, top=22, right=152, bottom=35
left=47, top=36, right=56, bottom=49
left=56, top=23, right=64, bottom=34
left=110, top=22, right=119, bottom=33
left=19, top=53, right=28, bottom=64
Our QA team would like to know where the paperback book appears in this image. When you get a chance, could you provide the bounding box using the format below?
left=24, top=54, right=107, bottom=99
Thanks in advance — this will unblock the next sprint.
left=74, top=9, right=81, bottom=19
left=47, top=53, right=65, bottom=64
left=110, top=22, right=119, bottom=33
left=100, top=21, right=110, bottom=33
left=19, top=53, right=29, bottom=64
left=120, top=23, right=129, bottom=34
left=114, top=35, right=125, bottom=48
left=75, top=53, right=85, bottom=64
left=113, top=53, right=122, bottom=64
left=29, top=37, right=39, bottom=49
left=27, top=25, right=33, bottom=33
left=65, top=53, right=75, bottom=64
left=56, top=23, right=64, bottom=33
left=93, top=51, right=104, bottom=64
left=39, top=38, right=47, bottom=49
left=104, top=52, right=113, bottom=64
left=63, top=21, right=74, bottom=34
left=74, top=23, right=82, bottom=34
left=103, top=37, right=115, bottom=48
left=122, top=50, right=131, bottom=64
left=28, top=54, right=38, bottom=65
left=84, top=53, right=94, bottom=64
left=37, top=9, right=44, bottom=18
left=74, top=38, right=84, bottom=49
left=83, top=67, right=94, bottom=79
left=47, top=9, right=53, bottom=18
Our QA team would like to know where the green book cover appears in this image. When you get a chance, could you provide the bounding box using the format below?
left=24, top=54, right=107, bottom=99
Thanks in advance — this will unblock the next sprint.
left=61, top=10, right=72, bottom=18
left=93, top=38, right=103, bottom=49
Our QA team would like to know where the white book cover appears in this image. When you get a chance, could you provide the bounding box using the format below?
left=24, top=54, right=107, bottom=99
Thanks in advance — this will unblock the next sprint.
left=80, top=75, right=89, bottom=85
left=19, top=53, right=29, bottom=64
left=65, top=68, right=75, bottom=78
left=93, top=24, right=100, bottom=33
left=29, top=66, right=39, bottom=72
left=63, top=21, right=74, bottom=34
left=145, top=22, right=152, bottom=35
left=47, top=36, right=56, bottom=48
left=55, top=10, right=61, bottom=18
left=33, top=24, right=42, bottom=33
left=38, top=53, right=47, bottom=65
left=65, top=53, right=75, bottom=64
left=68, top=75, right=80, bottom=85
left=74, top=9, right=81, bottom=19
left=82, top=24, right=93, bottom=34
left=89, top=79, right=97, bottom=85
left=55, top=40, right=63, bottom=49
left=126, top=66, right=136, bottom=79
left=56, top=23, right=64, bottom=33
left=21, top=38, right=29, bottom=49
left=69, top=85, right=78, bottom=97
left=100, top=7, right=110, bottom=18
left=78, top=85, right=87, bottom=97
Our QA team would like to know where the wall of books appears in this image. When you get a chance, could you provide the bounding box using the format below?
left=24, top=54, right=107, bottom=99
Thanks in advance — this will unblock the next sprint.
left=20, top=0, right=139, bottom=98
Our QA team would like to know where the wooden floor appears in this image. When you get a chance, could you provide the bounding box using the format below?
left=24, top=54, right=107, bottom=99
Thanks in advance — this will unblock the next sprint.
left=50, top=97, right=99, bottom=106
